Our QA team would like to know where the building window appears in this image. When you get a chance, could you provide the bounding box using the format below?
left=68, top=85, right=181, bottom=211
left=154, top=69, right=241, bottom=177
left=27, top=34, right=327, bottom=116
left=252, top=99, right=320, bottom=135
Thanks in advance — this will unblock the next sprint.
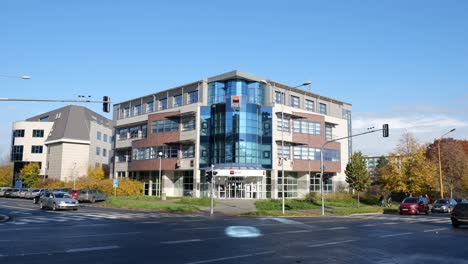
left=147, top=101, right=154, bottom=113
left=293, top=120, right=321, bottom=135
left=174, top=94, right=182, bottom=107
left=134, top=104, right=142, bottom=115
left=129, top=126, right=139, bottom=138
left=159, top=98, right=167, bottom=110
left=96, top=147, right=101, bottom=156
left=31, top=145, right=43, bottom=154
left=32, top=129, right=44, bottom=137
left=277, top=144, right=291, bottom=159
left=319, top=103, right=327, bottom=115
left=181, top=145, right=195, bottom=158
left=290, top=95, right=300, bottom=108
left=188, top=90, right=198, bottom=104
left=310, top=174, right=333, bottom=192
left=275, top=91, right=284, bottom=104
left=103, top=148, right=107, bottom=157
left=181, top=116, right=195, bottom=131
left=263, top=151, right=271, bottom=158
left=182, top=172, right=194, bottom=197
left=141, top=125, right=147, bottom=138
left=325, top=123, right=333, bottom=141
left=278, top=172, right=298, bottom=198
left=305, top=99, right=314, bottom=112
left=12, top=145, right=24, bottom=161
left=39, top=116, right=49, bottom=122
left=151, top=120, right=179, bottom=133
left=103, top=134, right=108, bottom=142
left=276, top=117, right=290, bottom=132
left=97, top=131, right=102, bottom=140
left=123, top=107, right=130, bottom=118
left=119, top=128, right=128, bottom=140
left=133, top=145, right=178, bottom=160
left=13, top=129, right=25, bottom=137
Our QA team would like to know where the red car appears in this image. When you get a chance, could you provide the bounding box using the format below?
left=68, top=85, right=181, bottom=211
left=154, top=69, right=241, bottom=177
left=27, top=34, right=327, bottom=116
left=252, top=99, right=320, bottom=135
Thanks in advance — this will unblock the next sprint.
left=70, top=189, right=80, bottom=199
left=399, top=197, right=430, bottom=215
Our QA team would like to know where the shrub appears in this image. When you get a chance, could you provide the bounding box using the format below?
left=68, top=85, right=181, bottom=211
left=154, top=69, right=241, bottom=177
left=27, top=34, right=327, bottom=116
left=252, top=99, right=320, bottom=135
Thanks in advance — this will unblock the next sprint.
left=39, top=179, right=66, bottom=189
left=99, top=178, right=143, bottom=196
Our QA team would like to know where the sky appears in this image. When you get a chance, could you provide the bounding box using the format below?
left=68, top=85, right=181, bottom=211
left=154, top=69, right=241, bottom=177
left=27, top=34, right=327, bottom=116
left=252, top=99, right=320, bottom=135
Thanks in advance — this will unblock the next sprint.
left=1, top=0, right=467, bottom=158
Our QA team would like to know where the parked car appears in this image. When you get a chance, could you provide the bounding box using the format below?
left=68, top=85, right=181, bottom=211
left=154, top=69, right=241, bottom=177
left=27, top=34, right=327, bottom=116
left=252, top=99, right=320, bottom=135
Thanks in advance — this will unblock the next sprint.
left=0, top=187, right=11, bottom=197
left=19, top=188, right=30, bottom=199
left=2, top=188, right=14, bottom=198
left=70, top=189, right=80, bottom=199
left=53, top=188, right=72, bottom=193
left=454, top=198, right=467, bottom=204
left=431, top=198, right=457, bottom=213
left=77, top=189, right=107, bottom=203
left=10, top=188, right=22, bottom=198
left=33, top=189, right=49, bottom=204
left=451, top=202, right=468, bottom=228
left=39, top=191, right=79, bottom=211
left=26, top=189, right=41, bottom=199
left=399, top=197, right=430, bottom=215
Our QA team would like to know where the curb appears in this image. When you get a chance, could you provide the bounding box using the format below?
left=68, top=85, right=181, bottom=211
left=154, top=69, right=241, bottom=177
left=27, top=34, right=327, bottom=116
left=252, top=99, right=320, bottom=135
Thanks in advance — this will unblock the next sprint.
left=349, top=212, right=383, bottom=216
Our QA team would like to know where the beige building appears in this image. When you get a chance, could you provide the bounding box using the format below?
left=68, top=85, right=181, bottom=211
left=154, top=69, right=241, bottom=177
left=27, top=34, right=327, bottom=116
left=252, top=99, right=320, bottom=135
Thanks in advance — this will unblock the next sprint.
left=11, top=105, right=112, bottom=185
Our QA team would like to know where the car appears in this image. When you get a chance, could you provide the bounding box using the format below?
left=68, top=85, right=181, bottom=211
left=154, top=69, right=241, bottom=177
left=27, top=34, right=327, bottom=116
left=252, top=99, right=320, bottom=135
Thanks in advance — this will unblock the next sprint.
left=399, top=197, right=430, bottom=215
left=70, top=189, right=80, bottom=199
left=2, top=188, right=14, bottom=198
left=39, top=191, right=79, bottom=211
left=26, top=189, right=41, bottom=199
left=19, top=188, right=30, bottom=199
left=431, top=198, right=457, bottom=213
left=454, top=198, right=467, bottom=204
left=451, top=202, right=468, bottom=228
left=0, top=187, right=11, bottom=197
left=53, top=188, right=72, bottom=194
left=33, top=189, right=49, bottom=204
left=77, top=189, right=107, bottom=203
left=9, top=188, right=21, bottom=198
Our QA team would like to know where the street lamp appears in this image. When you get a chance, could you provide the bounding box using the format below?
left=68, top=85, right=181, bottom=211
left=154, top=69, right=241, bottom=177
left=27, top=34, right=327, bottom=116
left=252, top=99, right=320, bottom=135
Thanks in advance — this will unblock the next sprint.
left=0, top=74, right=31, bottom=79
left=158, top=151, right=163, bottom=197
left=438, top=128, right=456, bottom=198
left=262, top=79, right=311, bottom=215
left=73, top=162, right=77, bottom=190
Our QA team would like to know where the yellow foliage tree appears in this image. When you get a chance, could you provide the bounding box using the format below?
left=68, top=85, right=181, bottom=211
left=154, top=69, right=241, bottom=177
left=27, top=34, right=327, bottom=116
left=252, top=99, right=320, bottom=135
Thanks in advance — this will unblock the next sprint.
left=0, top=164, right=13, bottom=186
left=20, top=163, right=41, bottom=187
left=87, top=166, right=105, bottom=180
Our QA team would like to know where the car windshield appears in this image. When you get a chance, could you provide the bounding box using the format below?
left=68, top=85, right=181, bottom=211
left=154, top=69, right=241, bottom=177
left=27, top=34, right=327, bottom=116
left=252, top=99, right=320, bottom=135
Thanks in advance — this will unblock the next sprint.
left=435, top=200, right=449, bottom=204
left=54, top=193, right=72, bottom=199
left=403, top=198, right=418, bottom=203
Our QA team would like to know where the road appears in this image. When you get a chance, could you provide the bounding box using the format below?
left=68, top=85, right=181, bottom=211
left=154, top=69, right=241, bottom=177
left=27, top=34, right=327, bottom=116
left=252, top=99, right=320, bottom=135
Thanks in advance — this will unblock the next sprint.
left=0, top=198, right=467, bottom=264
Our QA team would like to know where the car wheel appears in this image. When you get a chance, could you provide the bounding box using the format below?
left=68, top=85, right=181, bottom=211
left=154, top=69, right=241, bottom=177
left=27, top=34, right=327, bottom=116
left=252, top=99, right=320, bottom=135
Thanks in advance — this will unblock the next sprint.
left=426, top=209, right=430, bottom=215
left=73, top=208, right=78, bottom=211
left=39, top=201, right=44, bottom=209
left=416, top=209, right=420, bottom=215
left=452, top=219, right=460, bottom=228
left=33, top=198, right=37, bottom=204
left=52, top=203, right=57, bottom=211
left=91, top=197, right=96, bottom=203
left=399, top=212, right=402, bottom=215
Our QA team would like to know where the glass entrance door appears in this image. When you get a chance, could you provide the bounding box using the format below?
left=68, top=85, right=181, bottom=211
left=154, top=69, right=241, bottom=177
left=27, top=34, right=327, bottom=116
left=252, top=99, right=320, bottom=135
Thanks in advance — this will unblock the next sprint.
left=217, top=177, right=262, bottom=199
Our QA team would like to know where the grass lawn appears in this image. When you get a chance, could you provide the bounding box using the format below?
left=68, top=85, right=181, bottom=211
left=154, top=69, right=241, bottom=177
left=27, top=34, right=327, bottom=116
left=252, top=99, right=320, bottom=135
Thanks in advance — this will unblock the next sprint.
left=176, top=197, right=215, bottom=207
left=256, top=199, right=320, bottom=211
left=242, top=210, right=318, bottom=217
left=326, top=206, right=383, bottom=215
left=104, top=197, right=198, bottom=212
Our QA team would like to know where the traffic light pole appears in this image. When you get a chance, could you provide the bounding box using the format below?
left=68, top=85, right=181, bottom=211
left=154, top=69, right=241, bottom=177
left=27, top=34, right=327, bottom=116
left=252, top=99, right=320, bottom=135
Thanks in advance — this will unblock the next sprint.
left=0, top=96, right=112, bottom=113
left=210, top=164, right=214, bottom=215
left=319, top=124, right=389, bottom=216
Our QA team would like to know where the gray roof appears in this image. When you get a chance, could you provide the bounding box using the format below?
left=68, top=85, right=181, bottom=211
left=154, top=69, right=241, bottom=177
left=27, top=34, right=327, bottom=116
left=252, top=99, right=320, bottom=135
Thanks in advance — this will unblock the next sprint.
left=26, top=105, right=112, bottom=143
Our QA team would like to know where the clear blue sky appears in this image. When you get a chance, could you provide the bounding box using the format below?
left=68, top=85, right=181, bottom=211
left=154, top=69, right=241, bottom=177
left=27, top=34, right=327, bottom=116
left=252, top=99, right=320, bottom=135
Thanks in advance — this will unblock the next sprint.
left=1, top=0, right=467, bottom=157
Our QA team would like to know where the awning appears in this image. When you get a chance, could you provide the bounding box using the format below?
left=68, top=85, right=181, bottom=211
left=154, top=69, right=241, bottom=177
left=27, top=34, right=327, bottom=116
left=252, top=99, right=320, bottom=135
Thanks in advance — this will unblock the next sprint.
left=164, top=139, right=196, bottom=145
left=165, top=111, right=196, bottom=119
left=275, top=111, right=305, bottom=119
left=275, top=139, right=306, bottom=146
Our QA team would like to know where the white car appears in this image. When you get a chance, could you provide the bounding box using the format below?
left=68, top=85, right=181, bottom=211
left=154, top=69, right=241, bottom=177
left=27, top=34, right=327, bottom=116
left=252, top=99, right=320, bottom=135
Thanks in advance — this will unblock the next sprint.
left=39, top=191, right=79, bottom=211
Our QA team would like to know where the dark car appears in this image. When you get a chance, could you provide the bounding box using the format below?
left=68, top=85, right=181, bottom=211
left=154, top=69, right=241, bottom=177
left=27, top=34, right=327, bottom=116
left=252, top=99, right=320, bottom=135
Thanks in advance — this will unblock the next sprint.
left=33, top=189, right=49, bottom=204
left=1, top=188, right=13, bottom=198
left=77, top=189, right=107, bottom=203
left=454, top=198, right=467, bottom=204
left=431, top=198, right=457, bottom=213
left=451, top=203, right=468, bottom=228
left=399, top=197, right=430, bottom=215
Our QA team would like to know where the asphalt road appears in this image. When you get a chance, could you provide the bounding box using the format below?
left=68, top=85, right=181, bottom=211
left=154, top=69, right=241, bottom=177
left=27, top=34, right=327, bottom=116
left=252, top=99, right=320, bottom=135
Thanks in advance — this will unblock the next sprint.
left=0, top=198, right=467, bottom=264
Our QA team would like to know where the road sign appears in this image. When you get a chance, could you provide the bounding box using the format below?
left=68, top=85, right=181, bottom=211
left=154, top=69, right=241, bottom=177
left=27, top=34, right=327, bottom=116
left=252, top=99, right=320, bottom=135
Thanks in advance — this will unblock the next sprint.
left=113, top=178, right=118, bottom=188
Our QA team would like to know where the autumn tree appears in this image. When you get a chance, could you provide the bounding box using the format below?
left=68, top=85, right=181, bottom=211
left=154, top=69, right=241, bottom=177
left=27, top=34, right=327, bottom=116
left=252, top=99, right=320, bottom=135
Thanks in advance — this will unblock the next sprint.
left=0, top=163, right=13, bottom=186
left=426, top=138, right=468, bottom=197
left=87, top=166, right=105, bottom=180
left=373, top=156, right=389, bottom=185
left=345, top=151, right=370, bottom=207
left=20, top=163, right=41, bottom=187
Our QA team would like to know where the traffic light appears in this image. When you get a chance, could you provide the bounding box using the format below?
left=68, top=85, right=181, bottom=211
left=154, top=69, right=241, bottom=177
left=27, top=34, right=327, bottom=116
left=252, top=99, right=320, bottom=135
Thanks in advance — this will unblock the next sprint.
left=103, top=96, right=110, bottom=113
left=382, top=124, right=389, bottom=138
left=206, top=171, right=213, bottom=183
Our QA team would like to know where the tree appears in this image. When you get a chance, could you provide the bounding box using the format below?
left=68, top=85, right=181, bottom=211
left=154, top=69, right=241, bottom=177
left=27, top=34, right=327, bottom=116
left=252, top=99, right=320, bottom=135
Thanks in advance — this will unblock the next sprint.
left=0, top=163, right=13, bottom=186
left=426, top=138, right=468, bottom=198
left=87, top=166, right=105, bottom=180
left=400, top=149, right=436, bottom=196
left=345, top=152, right=371, bottom=207
left=20, top=163, right=41, bottom=187
left=373, top=156, right=389, bottom=185
left=396, top=132, right=420, bottom=156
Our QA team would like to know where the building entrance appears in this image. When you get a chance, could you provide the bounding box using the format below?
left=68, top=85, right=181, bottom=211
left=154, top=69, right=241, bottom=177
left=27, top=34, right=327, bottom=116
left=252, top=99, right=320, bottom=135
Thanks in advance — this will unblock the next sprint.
left=217, top=176, right=263, bottom=199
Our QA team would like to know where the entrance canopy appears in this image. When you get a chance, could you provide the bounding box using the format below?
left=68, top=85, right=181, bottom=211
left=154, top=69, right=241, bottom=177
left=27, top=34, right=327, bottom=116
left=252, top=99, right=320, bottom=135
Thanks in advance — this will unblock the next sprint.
left=215, top=169, right=265, bottom=177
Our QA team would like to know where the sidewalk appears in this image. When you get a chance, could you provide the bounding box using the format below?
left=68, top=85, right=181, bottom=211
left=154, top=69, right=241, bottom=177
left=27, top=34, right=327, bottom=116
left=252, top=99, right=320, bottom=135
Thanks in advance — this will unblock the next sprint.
left=200, top=199, right=257, bottom=215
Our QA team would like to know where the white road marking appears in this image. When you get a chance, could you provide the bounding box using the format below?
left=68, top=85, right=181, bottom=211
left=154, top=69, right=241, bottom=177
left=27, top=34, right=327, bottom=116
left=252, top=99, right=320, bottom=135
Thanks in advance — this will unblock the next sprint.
left=65, top=245, right=120, bottom=253
left=0, top=204, right=37, bottom=211
left=383, top=222, right=398, bottom=225
left=68, top=231, right=142, bottom=238
left=269, top=218, right=304, bottom=225
left=423, top=228, right=448, bottom=232
left=308, top=240, right=356, bottom=248
left=379, top=232, right=413, bottom=238
left=184, top=251, right=274, bottom=264
left=359, top=224, right=377, bottom=227
left=161, top=239, right=202, bottom=244
left=286, top=230, right=311, bottom=234
left=326, top=227, right=348, bottom=230
left=140, top=221, right=161, bottom=224
left=183, top=219, right=204, bottom=222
